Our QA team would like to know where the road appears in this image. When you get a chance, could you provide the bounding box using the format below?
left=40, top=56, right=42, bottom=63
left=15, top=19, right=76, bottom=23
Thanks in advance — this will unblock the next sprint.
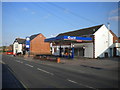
left=2, top=55, right=119, bottom=89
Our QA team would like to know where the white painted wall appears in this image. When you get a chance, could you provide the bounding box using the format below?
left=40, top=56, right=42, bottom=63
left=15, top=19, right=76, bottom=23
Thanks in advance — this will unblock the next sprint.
left=94, top=25, right=113, bottom=58
left=13, top=42, right=23, bottom=54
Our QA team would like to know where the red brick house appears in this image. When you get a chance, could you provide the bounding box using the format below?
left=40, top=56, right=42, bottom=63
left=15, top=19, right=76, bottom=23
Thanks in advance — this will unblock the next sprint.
left=109, top=30, right=119, bottom=43
left=109, top=30, right=120, bottom=57
left=29, top=33, right=50, bottom=55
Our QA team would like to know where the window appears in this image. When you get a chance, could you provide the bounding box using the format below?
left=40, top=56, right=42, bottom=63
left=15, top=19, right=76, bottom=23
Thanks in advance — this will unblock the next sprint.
left=15, top=44, right=18, bottom=48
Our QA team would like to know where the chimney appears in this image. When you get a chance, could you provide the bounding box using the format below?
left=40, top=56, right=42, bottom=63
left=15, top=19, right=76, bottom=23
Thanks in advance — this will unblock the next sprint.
left=107, top=22, right=110, bottom=30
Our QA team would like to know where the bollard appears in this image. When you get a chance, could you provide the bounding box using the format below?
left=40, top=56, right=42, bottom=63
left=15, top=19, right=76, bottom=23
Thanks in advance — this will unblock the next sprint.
left=40, top=56, right=41, bottom=59
left=57, top=57, right=60, bottom=63
left=46, top=56, right=49, bottom=60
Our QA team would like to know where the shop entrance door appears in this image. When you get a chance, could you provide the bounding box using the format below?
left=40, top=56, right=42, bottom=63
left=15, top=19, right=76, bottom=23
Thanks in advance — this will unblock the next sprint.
left=113, top=47, right=117, bottom=57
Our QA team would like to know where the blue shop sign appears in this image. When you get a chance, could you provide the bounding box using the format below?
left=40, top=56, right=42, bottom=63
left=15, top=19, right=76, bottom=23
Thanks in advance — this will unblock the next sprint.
left=45, top=35, right=92, bottom=42
left=26, top=37, right=30, bottom=49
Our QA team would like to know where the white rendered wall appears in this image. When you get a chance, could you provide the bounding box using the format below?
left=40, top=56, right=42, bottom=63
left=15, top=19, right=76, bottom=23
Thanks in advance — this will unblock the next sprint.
left=13, top=42, right=23, bottom=54
left=13, top=42, right=18, bottom=54
left=94, top=25, right=113, bottom=58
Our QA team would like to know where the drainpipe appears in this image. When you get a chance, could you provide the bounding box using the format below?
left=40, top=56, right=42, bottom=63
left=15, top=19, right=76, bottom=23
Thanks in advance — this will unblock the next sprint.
left=71, top=43, right=74, bottom=59
left=107, top=23, right=110, bottom=57
left=59, top=43, right=62, bottom=57
left=93, top=35, right=95, bottom=58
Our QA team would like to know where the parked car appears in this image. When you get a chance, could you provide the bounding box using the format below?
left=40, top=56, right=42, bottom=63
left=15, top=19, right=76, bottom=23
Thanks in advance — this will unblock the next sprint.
left=6, top=51, right=13, bottom=55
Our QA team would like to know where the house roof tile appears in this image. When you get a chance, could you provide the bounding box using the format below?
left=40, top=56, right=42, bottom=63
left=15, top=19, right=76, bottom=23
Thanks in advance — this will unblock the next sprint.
left=14, top=38, right=26, bottom=44
left=30, top=33, right=41, bottom=41
left=57, top=24, right=103, bottom=37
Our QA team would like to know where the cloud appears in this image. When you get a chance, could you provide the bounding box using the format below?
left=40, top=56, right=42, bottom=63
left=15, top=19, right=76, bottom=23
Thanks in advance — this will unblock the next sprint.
left=108, top=16, right=120, bottom=21
left=109, top=8, right=120, bottom=14
left=22, top=8, right=36, bottom=15
left=23, top=7, right=29, bottom=11
left=63, top=9, right=70, bottom=14
left=43, top=13, right=51, bottom=19
left=50, top=34, right=58, bottom=37
left=31, top=11, right=36, bottom=14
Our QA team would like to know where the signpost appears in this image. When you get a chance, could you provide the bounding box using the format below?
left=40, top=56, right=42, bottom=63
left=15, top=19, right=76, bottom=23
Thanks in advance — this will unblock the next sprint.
left=26, top=37, right=30, bottom=56
left=26, top=37, right=30, bottom=49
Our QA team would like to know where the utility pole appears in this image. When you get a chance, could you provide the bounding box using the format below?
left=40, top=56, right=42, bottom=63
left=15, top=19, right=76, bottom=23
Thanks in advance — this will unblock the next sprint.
left=107, top=22, right=110, bottom=57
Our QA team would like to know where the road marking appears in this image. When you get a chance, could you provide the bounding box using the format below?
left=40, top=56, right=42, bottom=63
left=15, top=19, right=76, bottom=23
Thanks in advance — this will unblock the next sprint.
left=67, top=79, right=77, bottom=84
left=19, top=80, right=28, bottom=89
left=20, top=61, right=23, bottom=63
left=0, top=61, right=5, bottom=64
left=25, top=64, right=33, bottom=68
left=6, top=64, right=28, bottom=89
left=67, top=79, right=97, bottom=90
left=16, top=60, right=20, bottom=63
left=37, top=68, right=54, bottom=75
left=15, top=60, right=23, bottom=64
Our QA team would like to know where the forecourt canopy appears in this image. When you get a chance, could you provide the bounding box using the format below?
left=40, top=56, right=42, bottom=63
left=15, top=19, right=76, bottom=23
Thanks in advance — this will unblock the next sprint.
left=45, top=35, right=93, bottom=43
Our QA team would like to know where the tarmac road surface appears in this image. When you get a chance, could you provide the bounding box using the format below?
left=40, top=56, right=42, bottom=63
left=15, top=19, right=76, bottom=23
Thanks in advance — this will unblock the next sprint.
left=2, top=55, right=119, bottom=89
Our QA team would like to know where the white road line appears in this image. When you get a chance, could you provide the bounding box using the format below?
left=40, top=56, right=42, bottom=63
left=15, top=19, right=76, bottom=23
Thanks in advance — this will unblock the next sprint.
left=67, top=79, right=97, bottom=90
left=20, top=61, right=23, bottom=63
left=37, top=68, right=54, bottom=75
left=15, top=60, right=23, bottom=64
left=67, top=79, right=77, bottom=84
left=0, top=61, right=5, bottom=64
left=16, top=60, right=20, bottom=63
left=25, top=64, right=33, bottom=68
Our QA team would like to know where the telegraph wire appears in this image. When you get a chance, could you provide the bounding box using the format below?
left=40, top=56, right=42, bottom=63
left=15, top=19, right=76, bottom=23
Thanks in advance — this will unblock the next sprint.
left=32, top=3, right=79, bottom=29
left=45, top=2, right=99, bottom=24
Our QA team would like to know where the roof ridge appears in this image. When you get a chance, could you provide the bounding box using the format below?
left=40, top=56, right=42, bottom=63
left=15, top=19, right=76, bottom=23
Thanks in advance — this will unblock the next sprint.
left=30, top=33, right=41, bottom=36
left=30, top=33, right=41, bottom=41
left=16, top=38, right=25, bottom=40
left=63, top=24, right=103, bottom=33
left=57, top=24, right=103, bottom=37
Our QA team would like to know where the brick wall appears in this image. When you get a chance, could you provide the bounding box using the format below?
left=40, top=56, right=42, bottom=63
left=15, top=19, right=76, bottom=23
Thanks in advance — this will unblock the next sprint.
left=109, top=30, right=119, bottom=43
left=30, top=34, right=51, bottom=55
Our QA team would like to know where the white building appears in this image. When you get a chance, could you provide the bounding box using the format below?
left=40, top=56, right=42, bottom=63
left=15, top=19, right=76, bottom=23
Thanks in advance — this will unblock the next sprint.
left=13, top=38, right=26, bottom=55
left=47, top=24, right=120, bottom=58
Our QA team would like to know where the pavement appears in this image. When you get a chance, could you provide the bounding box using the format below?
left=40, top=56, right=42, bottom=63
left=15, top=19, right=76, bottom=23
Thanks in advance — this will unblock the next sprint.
left=13, top=55, right=120, bottom=70
left=15, top=55, right=119, bottom=80
left=2, top=55, right=119, bottom=88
